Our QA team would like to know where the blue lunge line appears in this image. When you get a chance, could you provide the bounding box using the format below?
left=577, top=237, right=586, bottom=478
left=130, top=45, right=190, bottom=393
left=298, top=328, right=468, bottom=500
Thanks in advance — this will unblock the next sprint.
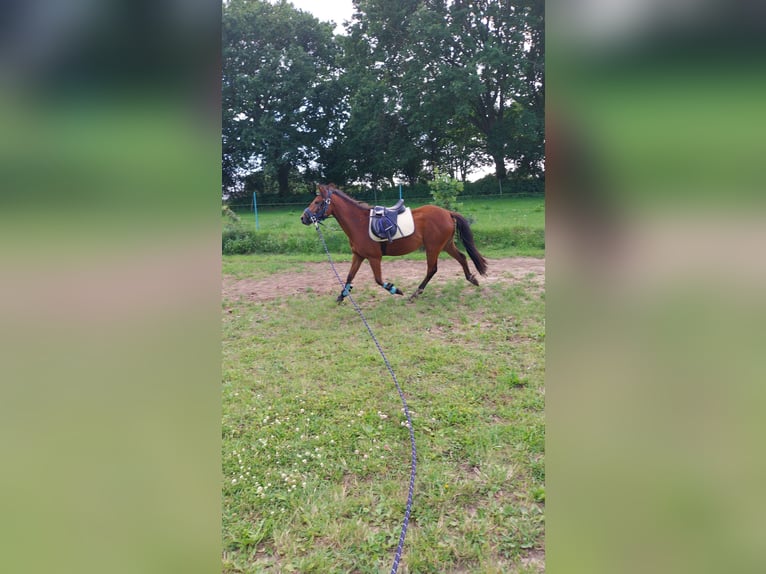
left=312, top=220, right=416, bottom=574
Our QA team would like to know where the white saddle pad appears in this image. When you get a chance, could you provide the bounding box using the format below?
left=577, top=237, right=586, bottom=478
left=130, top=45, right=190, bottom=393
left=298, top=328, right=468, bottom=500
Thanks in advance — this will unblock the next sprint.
left=368, top=207, right=415, bottom=242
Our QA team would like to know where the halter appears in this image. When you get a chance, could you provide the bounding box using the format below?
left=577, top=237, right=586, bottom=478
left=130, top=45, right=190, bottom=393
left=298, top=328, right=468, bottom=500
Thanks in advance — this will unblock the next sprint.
left=303, top=187, right=333, bottom=224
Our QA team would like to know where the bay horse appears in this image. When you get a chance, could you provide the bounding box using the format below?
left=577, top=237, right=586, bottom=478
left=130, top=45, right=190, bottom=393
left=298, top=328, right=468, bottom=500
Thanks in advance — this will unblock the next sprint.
left=301, top=183, right=488, bottom=302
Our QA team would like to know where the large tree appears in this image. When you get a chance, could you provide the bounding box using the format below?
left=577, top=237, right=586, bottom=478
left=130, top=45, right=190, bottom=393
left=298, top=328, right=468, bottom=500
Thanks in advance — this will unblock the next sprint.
left=422, top=0, right=544, bottom=180
left=221, top=0, right=544, bottom=196
left=348, top=0, right=545, bottom=182
left=222, top=0, right=341, bottom=196
left=340, top=5, right=426, bottom=188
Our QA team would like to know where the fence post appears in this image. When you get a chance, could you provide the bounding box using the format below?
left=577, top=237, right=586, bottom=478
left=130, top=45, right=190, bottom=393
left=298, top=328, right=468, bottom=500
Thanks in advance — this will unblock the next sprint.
left=253, top=192, right=259, bottom=231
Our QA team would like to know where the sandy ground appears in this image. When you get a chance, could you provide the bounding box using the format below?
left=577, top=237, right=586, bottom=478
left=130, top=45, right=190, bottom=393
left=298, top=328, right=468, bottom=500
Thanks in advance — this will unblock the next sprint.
left=223, top=257, right=544, bottom=302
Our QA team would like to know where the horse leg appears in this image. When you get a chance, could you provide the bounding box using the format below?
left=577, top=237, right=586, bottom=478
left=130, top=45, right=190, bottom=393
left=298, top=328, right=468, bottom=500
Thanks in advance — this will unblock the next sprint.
left=337, top=253, right=365, bottom=302
left=409, top=250, right=439, bottom=300
left=444, top=240, right=480, bottom=286
left=368, top=257, right=403, bottom=296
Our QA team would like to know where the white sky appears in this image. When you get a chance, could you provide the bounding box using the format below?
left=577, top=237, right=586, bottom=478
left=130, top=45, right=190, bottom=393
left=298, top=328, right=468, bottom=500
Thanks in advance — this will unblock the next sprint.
left=287, top=0, right=355, bottom=35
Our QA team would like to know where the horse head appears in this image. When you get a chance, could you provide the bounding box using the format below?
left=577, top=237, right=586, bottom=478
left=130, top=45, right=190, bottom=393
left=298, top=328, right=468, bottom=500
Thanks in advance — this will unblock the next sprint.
left=300, top=184, right=335, bottom=225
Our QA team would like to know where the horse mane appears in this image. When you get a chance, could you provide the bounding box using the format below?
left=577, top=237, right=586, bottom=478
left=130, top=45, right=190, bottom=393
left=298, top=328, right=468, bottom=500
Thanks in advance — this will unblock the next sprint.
left=325, top=184, right=372, bottom=210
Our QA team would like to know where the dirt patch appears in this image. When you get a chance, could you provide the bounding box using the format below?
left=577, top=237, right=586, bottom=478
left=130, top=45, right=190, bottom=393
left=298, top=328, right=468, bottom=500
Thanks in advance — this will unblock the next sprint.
left=222, top=257, right=544, bottom=302
left=520, top=548, right=546, bottom=572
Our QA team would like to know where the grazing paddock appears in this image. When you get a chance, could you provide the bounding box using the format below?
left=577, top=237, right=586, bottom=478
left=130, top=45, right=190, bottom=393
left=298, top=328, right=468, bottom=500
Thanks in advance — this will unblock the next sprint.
left=222, top=255, right=545, bottom=573
left=223, top=196, right=545, bottom=258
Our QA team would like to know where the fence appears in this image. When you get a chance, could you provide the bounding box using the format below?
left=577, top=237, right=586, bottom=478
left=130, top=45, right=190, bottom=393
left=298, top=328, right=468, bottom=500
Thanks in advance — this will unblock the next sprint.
left=226, top=191, right=544, bottom=212
left=224, top=177, right=544, bottom=211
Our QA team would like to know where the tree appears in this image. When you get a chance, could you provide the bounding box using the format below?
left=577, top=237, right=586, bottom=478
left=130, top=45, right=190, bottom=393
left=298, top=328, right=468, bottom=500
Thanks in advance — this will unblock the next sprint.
left=221, top=0, right=545, bottom=195
left=341, top=6, right=427, bottom=188
left=222, top=0, right=341, bottom=196
left=402, top=0, right=544, bottom=180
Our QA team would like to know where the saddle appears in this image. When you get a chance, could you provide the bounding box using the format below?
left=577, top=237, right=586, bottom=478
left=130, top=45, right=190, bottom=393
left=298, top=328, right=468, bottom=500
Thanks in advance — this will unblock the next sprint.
left=369, top=199, right=412, bottom=242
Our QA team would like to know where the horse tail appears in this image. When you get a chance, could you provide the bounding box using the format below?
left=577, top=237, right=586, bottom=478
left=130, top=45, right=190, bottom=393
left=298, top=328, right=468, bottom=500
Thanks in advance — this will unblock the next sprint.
left=451, top=213, right=488, bottom=276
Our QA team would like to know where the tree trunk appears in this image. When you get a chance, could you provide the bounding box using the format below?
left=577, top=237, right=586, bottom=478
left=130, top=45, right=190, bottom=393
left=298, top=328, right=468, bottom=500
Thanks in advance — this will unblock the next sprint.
left=276, top=163, right=291, bottom=197
left=493, top=154, right=507, bottom=180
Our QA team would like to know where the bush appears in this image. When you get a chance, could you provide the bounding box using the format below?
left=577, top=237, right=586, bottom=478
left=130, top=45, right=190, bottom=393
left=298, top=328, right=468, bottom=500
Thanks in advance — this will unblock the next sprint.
left=222, top=205, right=241, bottom=223
left=476, top=226, right=545, bottom=251
left=429, top=169, right=463, bottom=210
left=464, top=174, right=544, bottom=196
left=222, top=222, right=543, bottom=255
left=222, top=223, right=352, bottom=255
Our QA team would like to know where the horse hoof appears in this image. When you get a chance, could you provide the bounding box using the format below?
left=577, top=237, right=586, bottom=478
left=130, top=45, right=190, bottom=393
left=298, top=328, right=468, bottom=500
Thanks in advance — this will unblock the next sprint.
left=408, top=289, right=424, bottom=301
left=468, top=274, right=480, bottom=286
left=336, top=295, right=345, bottom=303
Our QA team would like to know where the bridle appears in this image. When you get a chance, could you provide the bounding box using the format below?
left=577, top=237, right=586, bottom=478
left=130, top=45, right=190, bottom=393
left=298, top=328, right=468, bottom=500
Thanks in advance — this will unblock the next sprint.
left=303, top=188, right=333, bottom=224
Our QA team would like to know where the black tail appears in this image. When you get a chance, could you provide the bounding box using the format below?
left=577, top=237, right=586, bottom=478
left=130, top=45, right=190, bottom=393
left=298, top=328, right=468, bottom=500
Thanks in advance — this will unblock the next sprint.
left=452, top=213, right=488, bottom=276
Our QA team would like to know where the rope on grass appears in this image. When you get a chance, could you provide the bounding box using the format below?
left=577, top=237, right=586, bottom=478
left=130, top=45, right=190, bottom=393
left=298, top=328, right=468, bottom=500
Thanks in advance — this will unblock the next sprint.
left=312, top=220, right=416, bottom=574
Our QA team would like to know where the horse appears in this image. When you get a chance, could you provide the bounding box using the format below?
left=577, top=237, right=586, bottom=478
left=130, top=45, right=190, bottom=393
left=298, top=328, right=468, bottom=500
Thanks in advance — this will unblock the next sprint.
left=301, top=183, right=488, bottom=302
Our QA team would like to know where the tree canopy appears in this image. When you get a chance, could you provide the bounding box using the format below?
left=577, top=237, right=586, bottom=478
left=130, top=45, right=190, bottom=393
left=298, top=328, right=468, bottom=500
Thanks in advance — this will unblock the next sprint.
left=222, top=0, right=544, bottom=199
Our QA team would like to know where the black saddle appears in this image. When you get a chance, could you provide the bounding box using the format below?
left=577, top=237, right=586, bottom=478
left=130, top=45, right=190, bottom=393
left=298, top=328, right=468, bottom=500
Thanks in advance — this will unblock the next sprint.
left=370, top=199, right=407, bottom=242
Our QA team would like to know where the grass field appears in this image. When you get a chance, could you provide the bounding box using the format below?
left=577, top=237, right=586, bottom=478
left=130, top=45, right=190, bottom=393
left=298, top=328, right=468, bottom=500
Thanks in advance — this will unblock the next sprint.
left=222, top=267, right=545, bottom=572
left=236, top=196, right=545, bottom=231
left=224, top=196, right=545, bottom=259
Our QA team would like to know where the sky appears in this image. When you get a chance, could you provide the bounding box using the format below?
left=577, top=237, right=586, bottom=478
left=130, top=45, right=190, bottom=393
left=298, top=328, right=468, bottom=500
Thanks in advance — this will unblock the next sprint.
left=288, top=0, right=355, bottom=35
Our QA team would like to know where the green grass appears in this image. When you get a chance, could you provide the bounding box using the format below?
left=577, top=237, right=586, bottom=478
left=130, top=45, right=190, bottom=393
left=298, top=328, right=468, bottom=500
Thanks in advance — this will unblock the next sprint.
left=222, top=274, right=545, bottom=572
left=222, top=254, right=333, bottom=279
left=235, top=197, right=544, bottom=230
left=224, top=197, right=545, bottom=258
